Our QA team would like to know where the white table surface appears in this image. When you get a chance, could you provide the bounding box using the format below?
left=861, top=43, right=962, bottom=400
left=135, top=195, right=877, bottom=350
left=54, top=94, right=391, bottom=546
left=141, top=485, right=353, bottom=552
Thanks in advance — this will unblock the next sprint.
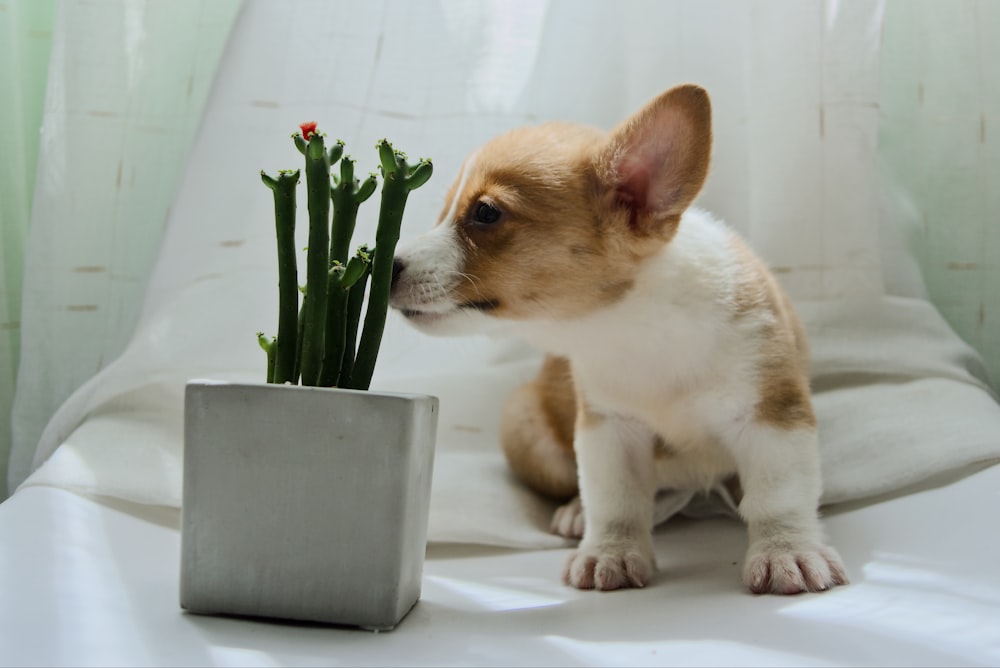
left=2, top=464, right=999, bottom=667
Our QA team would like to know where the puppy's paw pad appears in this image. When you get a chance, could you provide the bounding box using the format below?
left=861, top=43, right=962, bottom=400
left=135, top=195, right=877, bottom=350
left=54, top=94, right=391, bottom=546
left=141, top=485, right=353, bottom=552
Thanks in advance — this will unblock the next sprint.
left=563, top=543, right=654, bottom=590
left=743, top=544, right=848, bottom=595
left=550, top=497, right=585, bottom=538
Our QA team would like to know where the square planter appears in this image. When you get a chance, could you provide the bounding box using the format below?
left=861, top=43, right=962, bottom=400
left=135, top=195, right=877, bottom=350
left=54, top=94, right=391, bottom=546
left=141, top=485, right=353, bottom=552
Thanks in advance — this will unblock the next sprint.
left=180, top=380, right=438, bottom=631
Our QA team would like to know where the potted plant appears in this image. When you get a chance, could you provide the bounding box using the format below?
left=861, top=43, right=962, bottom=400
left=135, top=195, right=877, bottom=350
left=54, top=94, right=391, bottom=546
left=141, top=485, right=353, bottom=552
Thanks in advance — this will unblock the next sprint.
left=179, top=123, right=438, bottom=631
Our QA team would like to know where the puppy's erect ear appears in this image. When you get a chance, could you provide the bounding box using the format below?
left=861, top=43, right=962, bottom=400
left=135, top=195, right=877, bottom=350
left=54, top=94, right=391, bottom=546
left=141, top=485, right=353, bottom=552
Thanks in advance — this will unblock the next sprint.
left=595, top=84, right=712, bottom=237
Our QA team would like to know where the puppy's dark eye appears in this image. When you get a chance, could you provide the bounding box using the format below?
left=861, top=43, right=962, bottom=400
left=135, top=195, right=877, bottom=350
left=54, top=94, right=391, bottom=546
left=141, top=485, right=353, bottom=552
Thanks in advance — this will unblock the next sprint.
left=471, top=201, right=502, bottom=225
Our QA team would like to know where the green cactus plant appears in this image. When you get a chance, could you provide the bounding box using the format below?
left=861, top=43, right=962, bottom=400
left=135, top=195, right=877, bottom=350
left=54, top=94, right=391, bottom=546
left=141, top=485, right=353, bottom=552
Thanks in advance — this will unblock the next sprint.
left=319, top=154, right=378, bottom=388
left=258, top=123, right=432, bottom=391
left=259, top=169, right=299, bottom=385
left=347, top=140, right=434, bottom=391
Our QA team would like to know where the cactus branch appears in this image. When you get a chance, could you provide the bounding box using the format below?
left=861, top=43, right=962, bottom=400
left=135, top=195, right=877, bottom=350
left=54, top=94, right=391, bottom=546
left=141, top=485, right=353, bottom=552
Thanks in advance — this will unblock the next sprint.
left=318, top=265, right=349, bottom=387
left=257, top=332, right=276, bottom=384
left=340, top=249, right=372, bottom=289
left=293, top=288, right=306, bottom=384
left=406, top=160, right=434, bottom=190
left=328, top=140, right=345, bottom=166
left=330, top=157, right=377, bottom=266
left=298, top=132, right=333, bottom=386
left=324, top=157, right=377, bottom=385
left=330, top=156, right=358, bottom=265
left=348, top=140, right=433, bottom=390
left=338, top=246, right=372, bottom=387
left=260, top=169, right=300, bottom=384
left=318, top=248, right=372, bottom=387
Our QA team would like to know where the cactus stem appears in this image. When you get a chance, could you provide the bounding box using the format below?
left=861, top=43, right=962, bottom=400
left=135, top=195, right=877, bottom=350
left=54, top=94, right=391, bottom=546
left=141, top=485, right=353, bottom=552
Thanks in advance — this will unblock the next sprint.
left=348, top=141, right=433, bottom=390
left=319, top=266, right=349, bottom=387
left=293, top=294, right=305, bottom=384
left=330, top=157, right=358, bottom=266
left=298, top=132, right=332, bottom=386
left=260, top=169, right=300, bottom=384
left=339, top=247, right=372, bottom=387
left=257, top=332, right=276, bottom=384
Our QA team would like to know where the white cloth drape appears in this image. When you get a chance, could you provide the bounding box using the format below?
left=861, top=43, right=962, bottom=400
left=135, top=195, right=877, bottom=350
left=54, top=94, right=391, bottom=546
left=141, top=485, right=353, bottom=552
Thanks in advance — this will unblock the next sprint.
left=8, top=0, right=241, bottom=491
left=879, top=0, right=1000, bottom=388
left=10, top=1, right=1000, bottom=546
left=0, top=0, right=55, bottom=496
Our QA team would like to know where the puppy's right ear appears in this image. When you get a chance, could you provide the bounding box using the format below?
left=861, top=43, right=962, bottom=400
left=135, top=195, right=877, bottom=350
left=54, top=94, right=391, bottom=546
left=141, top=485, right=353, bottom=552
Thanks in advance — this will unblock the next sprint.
left=594, top=84, right=712, bottom=239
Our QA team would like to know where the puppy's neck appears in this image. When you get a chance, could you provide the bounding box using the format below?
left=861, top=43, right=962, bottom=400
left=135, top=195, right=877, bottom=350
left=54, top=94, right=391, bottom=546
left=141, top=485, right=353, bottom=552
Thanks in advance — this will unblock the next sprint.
left=507, top=208, right=738, bottom=364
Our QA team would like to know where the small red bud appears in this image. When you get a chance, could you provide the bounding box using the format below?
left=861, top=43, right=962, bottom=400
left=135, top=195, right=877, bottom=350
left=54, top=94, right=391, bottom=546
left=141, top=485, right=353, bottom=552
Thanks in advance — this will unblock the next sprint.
left=299, top=121, right=318, bottom=141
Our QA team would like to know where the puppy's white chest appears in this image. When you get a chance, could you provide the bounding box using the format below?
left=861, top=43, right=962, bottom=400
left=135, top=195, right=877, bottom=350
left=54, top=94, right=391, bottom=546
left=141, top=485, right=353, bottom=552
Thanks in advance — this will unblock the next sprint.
left=582, top=360, right=728, bottom=443
left=564, top=289, right=758, bottom=446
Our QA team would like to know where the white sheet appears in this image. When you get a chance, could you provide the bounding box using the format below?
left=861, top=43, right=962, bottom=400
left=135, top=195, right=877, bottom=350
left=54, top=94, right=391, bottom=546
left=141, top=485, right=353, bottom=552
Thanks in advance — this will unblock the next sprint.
left=21, top=293, right=1000, bottom=550
left=3, top=465, right=999, bottom=666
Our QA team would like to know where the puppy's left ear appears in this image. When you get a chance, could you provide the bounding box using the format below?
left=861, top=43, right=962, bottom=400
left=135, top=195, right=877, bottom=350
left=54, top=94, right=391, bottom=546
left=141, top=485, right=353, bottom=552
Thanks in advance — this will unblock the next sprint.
left=595, top=84, right=712, bottom=238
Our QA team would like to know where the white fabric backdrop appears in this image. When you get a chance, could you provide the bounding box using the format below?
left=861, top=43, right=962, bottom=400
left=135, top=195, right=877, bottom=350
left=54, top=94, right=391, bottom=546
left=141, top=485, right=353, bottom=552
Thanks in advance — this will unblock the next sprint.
left=10, top=1, right=1000, bottom=544
left=7, top=0, right=241, bottom=492
left=0, top=0, right=55, bottom=495
left=879, top=0, right=1000, bottom=386
left=10, top=0, right=894, bottom=488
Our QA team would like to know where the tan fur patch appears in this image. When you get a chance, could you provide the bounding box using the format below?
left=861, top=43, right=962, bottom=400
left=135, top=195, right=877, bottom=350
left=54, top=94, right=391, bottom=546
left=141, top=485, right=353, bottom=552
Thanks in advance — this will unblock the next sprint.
left=499, top=355, right=578, bottom=500
left=726, top=234, right=816, bottom=430
left=537, top=355, right=577, bottom=450
left=653, top=435, right=676, bottom=459
left=569, top=361, right=607, bottom=432
left=440, top=123, right=649, bottom=321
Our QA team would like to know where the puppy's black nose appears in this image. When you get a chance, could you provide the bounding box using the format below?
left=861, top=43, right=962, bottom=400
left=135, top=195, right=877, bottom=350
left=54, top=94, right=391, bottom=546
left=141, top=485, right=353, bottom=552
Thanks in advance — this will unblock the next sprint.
left=391, top=257, right=405, bottom=287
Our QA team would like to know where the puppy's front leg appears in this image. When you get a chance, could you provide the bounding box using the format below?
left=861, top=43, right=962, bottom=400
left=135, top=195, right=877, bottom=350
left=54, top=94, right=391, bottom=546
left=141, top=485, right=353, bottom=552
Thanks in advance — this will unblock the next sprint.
left=728, top=423, right=848, bottom=594
left=564, top=409, right=657, bottom=590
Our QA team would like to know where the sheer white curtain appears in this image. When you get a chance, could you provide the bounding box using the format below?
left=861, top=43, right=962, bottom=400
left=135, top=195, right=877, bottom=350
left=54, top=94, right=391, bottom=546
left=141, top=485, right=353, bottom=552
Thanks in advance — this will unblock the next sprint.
left=7, top=0, right=241, bottom=492
left=8, top=0, right=995, bottom=500
left=879, top=0, right=1000, bottom=387
left=0, top=0, right=55, bottom=496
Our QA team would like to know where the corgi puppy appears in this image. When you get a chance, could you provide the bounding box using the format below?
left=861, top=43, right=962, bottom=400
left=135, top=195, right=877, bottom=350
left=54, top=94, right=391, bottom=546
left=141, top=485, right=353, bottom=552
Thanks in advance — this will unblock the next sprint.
left=389, top=84, right=848, bottom=594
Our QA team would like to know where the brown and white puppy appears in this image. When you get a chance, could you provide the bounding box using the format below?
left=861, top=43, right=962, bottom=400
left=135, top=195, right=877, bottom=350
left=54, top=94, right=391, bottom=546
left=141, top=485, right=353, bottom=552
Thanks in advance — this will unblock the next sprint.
left=390, top=84, right=847, bottom=594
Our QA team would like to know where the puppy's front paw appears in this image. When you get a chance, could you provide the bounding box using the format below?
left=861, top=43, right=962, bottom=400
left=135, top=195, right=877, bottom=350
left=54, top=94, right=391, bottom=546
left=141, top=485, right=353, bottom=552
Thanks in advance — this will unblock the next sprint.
left=551, top=496, right=585, bottom=538
left=563, top=540, right=655, bottom=590
left=743, top=541, right=848, bottom=595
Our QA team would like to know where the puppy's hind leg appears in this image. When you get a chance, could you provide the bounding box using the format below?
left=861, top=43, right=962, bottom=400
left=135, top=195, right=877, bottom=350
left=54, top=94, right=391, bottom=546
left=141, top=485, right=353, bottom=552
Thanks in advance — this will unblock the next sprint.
left=500, top=355, right=582, bottom=535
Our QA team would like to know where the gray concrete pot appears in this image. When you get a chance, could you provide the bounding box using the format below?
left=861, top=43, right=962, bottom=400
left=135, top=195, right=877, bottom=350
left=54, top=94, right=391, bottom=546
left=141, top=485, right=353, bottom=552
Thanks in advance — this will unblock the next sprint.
left=179, top=380, right=438, bottom=631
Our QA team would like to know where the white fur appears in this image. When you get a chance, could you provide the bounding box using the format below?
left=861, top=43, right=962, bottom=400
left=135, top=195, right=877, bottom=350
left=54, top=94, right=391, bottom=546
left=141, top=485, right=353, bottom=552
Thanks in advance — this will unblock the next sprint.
left=518, top=209, right=763, bottom=483
left=565, top=414, right=657, bottom=589
left=444, top=150, right=478, bottom=223
left=390, top=153, right=506, bottom=337
left=392, top=223, right=464, bottom=315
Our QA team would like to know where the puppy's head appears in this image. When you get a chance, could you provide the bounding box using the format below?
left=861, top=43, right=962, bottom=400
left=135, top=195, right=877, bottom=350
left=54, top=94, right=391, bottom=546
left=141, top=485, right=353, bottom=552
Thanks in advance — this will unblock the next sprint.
left=390, top=84, right=712, bottom=336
